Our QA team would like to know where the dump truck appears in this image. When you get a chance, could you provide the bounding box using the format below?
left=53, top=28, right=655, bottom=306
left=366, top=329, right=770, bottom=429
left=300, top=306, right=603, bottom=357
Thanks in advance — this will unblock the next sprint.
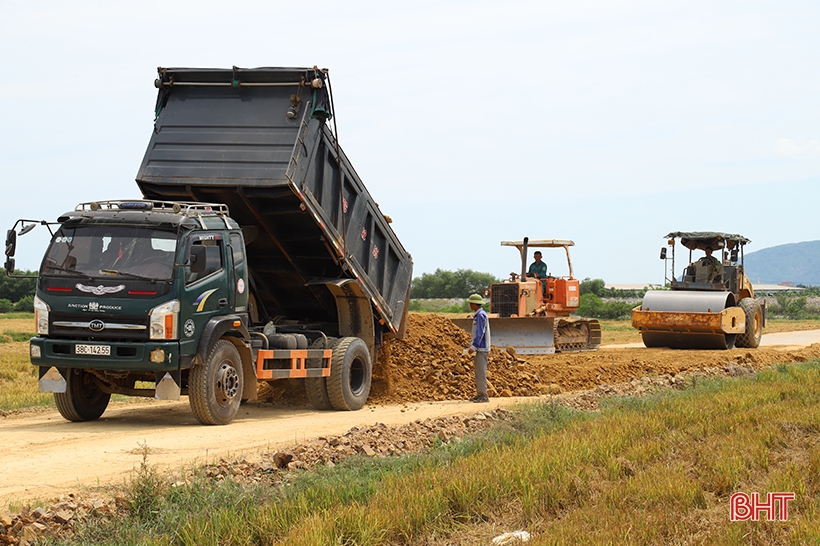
left=453, top=238, right=601, bottom=354
left=632, top=231, right=764, bottom=350
left=4, top=66, right=413, bottom=425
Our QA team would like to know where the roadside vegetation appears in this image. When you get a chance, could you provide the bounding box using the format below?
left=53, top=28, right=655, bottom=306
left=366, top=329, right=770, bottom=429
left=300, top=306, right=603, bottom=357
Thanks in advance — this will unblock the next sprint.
left=0, top=269, right=37, bottom=313
left=410, top=269, right=499, bottom=299
left=767, top=286, right=820, bottom=320
left=0, top=314, right=50, bottom=411
left=43, top=359, right=820, bottom=545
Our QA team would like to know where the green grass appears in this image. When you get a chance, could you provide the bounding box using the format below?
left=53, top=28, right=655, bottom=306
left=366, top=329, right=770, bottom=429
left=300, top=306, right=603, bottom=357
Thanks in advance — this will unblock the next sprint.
left=47, top=359, right=820, bottom=545
left=0, top=312, right=35, bottom=320
left=0, top=343, right=52, bottom=411
left=0, top=330, right=35, bottom=343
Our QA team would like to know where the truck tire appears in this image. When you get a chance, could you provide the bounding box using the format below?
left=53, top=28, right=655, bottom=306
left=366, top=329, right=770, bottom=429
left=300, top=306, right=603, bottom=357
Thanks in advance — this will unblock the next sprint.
left=189, top=339, right=244, bottom=425
left=737, top=298, right=763, bottom=348
left=326, top=337, right=371, bottom=411
left=54, top=369, right=110, bottom=422
left=305, top=337, right=338, bottom=411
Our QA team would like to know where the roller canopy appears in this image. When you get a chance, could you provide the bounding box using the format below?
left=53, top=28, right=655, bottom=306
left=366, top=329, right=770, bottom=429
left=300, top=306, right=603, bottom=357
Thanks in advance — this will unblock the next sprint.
left=664, top=232, right=750, bottom=251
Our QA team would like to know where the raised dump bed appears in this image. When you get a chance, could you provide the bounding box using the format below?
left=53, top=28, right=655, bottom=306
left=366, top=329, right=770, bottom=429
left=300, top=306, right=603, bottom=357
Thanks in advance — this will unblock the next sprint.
left=136, top=66, right=413, bottom=337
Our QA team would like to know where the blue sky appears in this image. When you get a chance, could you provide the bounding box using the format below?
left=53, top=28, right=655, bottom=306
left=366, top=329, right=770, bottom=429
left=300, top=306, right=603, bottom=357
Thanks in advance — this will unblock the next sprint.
left=1, top=0, right=818, bottom=284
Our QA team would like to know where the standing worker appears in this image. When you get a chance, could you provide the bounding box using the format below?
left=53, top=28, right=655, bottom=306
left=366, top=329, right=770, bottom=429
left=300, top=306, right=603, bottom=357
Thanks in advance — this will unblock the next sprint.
left=466, top=293, right=491, bottom=403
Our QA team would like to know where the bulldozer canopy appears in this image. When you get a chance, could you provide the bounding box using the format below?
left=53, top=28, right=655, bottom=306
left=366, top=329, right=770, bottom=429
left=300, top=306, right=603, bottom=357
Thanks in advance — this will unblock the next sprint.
left=501, top=239, right=574, bottom=249
left=665, top=232, right=750, bottom=251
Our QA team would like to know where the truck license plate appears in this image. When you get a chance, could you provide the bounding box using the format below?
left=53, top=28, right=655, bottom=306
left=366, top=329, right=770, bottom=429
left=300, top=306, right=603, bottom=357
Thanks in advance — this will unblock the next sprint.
left=76, top=344, right=111, bottom=356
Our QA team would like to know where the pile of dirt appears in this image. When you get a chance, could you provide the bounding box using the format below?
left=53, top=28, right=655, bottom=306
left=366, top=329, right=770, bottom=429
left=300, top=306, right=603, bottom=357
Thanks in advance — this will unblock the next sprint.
left=372, top=314, right=820, bottom=404
left=372, top=313, right=548, bottom=403
left=204, top=408, right=512, bottom=479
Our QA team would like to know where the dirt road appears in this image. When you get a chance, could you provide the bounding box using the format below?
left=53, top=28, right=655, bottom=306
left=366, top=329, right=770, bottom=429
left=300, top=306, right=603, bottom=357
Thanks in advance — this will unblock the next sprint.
left=3, top=324, right=820, bottom=506
left=0, top=396, right=536, bottom=504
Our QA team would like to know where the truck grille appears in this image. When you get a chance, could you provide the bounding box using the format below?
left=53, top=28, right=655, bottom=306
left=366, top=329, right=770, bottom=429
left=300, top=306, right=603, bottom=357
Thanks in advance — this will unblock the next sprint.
left=491, top=284, right=518, bottom=318
left=49, top=312, right=148, bottom=342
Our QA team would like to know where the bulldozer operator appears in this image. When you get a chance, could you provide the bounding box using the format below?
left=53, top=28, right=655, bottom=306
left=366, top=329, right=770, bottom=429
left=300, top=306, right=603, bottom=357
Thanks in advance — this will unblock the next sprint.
left=527, top=251, right=548, bottom=296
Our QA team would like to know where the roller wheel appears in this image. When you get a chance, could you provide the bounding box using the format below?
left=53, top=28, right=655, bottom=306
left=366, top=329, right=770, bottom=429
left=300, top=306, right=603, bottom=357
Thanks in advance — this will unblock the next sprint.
left=327, top=337, right=371, bottom=411
left=189, top=339, right=244, bottom=425
left=55, top=369, right=110, bottom=422
left=737, top=298, right=763, bottom=348
left=305, top=337, right=338, bottom=410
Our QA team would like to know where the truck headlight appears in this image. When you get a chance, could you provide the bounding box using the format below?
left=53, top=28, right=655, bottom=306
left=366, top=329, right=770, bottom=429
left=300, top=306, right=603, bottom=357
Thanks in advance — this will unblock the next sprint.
left=34, top=295, right=49, bottom=335
left=149, top=300, right=180, bottom=340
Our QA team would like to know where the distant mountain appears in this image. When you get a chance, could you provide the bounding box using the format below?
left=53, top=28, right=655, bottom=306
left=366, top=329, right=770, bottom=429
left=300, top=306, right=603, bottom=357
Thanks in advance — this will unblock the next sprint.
left=744, top=240, right=820, bottom=286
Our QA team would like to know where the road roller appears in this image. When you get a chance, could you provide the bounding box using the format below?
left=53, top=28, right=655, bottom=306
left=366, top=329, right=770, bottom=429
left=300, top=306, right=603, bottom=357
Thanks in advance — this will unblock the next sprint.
left=632, top=232, right=766, bottom=350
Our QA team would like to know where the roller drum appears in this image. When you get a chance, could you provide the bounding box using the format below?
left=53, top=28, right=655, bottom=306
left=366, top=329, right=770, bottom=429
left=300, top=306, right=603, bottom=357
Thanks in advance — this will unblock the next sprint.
left=636, top=290, right=739, bottom=350
left=640, top=291, right=735, bottom=313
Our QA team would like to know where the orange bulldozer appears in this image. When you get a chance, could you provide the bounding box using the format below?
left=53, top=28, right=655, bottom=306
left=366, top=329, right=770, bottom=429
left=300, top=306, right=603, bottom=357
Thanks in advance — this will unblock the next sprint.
left=453, top=237, right=601, bottom=354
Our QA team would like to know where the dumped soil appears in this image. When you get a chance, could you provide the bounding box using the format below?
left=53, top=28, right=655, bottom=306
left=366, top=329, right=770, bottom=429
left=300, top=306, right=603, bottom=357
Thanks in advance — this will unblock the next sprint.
left=370, top=314, right=820, bottom=402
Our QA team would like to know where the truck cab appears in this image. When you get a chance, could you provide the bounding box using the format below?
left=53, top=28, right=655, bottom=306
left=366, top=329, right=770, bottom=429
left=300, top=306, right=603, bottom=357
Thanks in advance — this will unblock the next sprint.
left=20, top=200, right=257, bottom=423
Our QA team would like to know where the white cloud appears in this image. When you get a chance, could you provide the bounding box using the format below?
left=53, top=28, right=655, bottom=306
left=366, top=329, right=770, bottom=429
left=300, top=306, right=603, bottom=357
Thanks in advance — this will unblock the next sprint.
left=775, top=139, right=820, bottom=158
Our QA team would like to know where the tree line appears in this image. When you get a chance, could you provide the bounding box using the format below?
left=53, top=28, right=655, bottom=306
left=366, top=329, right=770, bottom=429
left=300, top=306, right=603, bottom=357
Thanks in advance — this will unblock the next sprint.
left=410, top=269, right=645, bottom=319
left=0, top=269, right=37, bottom=312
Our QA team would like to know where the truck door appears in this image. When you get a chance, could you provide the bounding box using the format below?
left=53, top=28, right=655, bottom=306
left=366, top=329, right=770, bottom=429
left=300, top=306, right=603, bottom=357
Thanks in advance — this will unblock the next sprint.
left=179, top=233, right=229, bottom=354
left=229, top=232, right=249, bottom=314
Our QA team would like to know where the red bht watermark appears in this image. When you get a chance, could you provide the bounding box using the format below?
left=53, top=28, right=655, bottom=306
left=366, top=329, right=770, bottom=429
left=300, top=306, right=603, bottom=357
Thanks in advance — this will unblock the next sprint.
left=730, top=492, right=795, bottom=521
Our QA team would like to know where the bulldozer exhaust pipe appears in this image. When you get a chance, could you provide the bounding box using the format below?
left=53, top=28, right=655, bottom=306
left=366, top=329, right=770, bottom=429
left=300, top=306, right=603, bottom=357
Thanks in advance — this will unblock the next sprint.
left=521, top=237, right=529, bottom=280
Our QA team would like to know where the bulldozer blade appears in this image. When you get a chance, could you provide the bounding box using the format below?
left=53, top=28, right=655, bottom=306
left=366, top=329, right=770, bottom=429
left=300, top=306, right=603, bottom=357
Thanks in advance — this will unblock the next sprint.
left=451, top=316, right=556, bottom=355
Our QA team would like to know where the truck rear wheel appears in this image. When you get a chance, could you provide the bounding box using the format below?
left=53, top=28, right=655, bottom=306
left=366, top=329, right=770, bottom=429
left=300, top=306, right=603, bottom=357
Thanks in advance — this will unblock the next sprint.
left=189, top=339, right=244, bottom=425
left=54, top=369, right=110, bottom=422
left=327, top=337, right=371, bottom=411
left=737, top=298, right=763, bottom=348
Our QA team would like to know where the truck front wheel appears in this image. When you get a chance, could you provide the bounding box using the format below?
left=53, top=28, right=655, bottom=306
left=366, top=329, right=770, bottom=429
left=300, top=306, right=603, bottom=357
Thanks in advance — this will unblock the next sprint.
left=54, top=369, right=111, bottom=422
left=189, top=339, right=244, bottom=425
left=327, top=337, right=372, bottom=411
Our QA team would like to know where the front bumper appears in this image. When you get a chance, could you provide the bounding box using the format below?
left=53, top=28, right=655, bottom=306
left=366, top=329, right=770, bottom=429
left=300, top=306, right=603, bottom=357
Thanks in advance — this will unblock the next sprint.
left=29, top=337, right=181, bottom=372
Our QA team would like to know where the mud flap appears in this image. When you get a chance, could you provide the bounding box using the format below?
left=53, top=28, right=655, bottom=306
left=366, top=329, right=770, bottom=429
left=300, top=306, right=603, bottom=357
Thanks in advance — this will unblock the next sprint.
left=155, top=372, right=181, bottom=400
left=451, top=317, right=556, bottom=355
left=39, top=366, right=67, bottom=393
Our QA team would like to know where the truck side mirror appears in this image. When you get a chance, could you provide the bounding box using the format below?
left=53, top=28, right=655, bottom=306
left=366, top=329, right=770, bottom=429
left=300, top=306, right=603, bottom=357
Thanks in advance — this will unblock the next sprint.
left=189, top=245, right=207, bottom=273
left=5, top=229, right=16, bottom=258
left=730, top=249, right=739, bottom=263
left=19, top=224, right=36, bottom=236
left=659, top=247, right=667, bottom=260
left=4, top=229, right=16, bottom=274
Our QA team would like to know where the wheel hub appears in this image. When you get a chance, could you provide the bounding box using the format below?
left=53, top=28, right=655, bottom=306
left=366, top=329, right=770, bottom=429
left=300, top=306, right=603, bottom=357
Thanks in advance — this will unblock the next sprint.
left=216, top=363, right=239, bottom=403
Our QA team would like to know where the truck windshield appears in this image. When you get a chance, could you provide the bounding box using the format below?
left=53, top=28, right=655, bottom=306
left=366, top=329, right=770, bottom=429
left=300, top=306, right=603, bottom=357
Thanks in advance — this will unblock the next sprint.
left=42, top=225, right=178, bottom=281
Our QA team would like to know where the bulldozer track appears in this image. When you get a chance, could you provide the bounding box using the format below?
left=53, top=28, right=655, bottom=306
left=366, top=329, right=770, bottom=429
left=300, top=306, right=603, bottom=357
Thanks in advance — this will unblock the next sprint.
left=555, top=318, right=602, bottom=353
